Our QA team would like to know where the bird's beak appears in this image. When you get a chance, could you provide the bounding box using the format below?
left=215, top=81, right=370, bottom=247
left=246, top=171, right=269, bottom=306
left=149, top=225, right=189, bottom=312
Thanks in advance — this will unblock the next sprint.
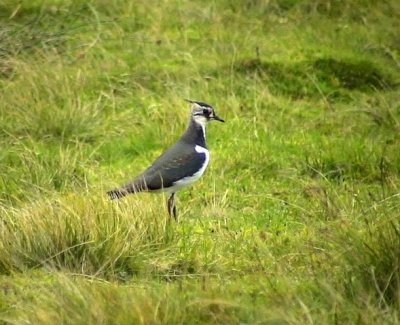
left=213, top=115, right=225, bottom=122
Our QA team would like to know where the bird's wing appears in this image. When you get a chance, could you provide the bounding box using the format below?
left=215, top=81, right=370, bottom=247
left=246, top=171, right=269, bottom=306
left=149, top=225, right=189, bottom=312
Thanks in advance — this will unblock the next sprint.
left=123, top=144, right=207, bottom=193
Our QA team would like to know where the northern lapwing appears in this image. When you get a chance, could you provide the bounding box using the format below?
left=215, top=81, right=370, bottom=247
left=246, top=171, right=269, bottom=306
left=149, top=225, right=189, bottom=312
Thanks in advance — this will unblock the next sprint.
left=107, top=99, right=224, bottom=219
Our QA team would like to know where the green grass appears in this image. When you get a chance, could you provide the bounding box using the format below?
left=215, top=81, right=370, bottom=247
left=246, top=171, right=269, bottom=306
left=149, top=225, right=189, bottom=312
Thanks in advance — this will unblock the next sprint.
left=1, top=0, right=400, bottom=324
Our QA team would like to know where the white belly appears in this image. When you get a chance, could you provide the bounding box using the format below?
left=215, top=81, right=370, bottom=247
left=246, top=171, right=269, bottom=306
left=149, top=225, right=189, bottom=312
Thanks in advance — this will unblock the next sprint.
left=168, top=145, right=210, bottom=193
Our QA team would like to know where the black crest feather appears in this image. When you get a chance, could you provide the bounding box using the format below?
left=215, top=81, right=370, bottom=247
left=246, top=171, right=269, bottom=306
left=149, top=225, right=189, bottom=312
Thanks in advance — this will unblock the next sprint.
left=184, top=99, right=213, bottom=108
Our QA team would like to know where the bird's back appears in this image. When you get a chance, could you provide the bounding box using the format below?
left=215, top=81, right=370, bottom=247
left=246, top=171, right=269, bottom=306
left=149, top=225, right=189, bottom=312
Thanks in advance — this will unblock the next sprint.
left=107, top=140, right=208, bottom=199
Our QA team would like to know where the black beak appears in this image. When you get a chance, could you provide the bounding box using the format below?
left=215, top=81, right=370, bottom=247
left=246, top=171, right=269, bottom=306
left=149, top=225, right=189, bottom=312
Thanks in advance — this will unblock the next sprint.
left=212, top=115, right=225, bottom=122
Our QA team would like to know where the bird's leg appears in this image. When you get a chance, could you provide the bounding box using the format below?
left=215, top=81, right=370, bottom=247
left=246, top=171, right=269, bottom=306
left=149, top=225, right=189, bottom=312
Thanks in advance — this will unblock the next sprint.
left=167, top=192, right=177, bottom=220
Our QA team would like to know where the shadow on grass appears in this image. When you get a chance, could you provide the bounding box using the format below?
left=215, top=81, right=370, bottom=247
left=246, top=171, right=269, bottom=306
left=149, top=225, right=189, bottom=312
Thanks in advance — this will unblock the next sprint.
left=231, top=57, right=395, bottom=100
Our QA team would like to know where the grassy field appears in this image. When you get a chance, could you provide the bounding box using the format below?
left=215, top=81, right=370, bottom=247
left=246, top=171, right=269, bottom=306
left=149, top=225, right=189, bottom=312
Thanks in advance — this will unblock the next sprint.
left=1, top=0, right=400, bottom=324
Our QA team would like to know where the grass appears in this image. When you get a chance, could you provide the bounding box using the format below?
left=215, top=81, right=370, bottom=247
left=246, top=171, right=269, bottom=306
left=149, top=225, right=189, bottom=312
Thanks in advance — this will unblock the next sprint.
left=0, top=0, right=400, bottom=324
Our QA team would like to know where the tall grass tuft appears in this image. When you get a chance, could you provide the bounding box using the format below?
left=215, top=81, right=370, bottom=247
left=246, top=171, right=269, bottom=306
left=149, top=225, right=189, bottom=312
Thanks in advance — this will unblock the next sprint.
left=341, top=216, right=400, bottom=309
left=0, top=195, right=172, bottom=277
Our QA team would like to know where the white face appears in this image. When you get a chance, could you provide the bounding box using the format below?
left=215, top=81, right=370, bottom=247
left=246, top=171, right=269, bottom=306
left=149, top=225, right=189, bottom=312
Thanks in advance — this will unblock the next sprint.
left=191, top=103, right=214, bottom=127
left=193, top=113, right=208, bottom=126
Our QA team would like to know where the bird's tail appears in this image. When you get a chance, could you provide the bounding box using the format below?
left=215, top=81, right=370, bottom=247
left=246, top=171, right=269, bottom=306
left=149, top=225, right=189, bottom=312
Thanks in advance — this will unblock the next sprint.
left=107, top=179, right=145, bottom=200
left=107, top=188, right=128, bottom=200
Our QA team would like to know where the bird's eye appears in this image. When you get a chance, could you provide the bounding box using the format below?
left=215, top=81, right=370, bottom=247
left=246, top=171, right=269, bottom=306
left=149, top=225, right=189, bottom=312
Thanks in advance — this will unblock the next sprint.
left=203, top=109, right=209, bottom=115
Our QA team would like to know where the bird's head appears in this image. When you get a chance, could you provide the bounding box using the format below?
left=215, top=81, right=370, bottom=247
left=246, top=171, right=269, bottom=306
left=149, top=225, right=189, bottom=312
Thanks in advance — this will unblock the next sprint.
left=185, top=99, right=225, bottom=127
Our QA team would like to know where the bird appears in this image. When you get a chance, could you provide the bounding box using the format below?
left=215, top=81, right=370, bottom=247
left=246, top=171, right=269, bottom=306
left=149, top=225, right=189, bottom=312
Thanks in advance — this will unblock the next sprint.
left=107, top=99, right=224, bottom=219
